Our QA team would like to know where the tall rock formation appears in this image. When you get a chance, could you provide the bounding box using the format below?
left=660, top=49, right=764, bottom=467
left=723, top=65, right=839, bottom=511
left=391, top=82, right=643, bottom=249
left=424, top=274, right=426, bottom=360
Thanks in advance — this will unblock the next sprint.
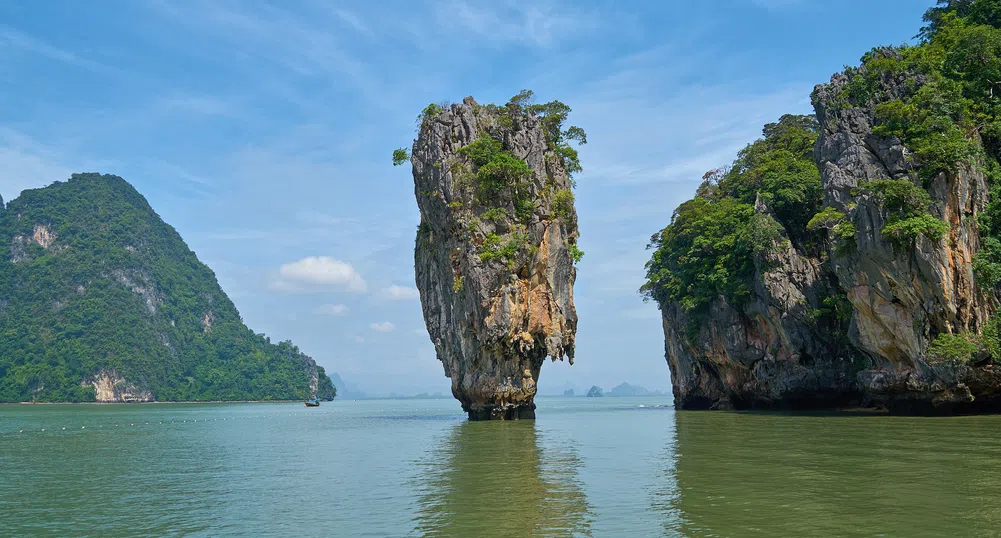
left=404, top=94, right=584, bottom=420
left=811, top=50, right=999, bottom=413
left=647, top=35, right=1001, bottom=413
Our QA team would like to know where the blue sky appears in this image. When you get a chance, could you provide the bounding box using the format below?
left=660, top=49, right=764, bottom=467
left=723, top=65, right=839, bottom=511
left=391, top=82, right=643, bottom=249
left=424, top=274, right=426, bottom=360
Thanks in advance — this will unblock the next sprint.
left=0, top=0, right=932, bottom=396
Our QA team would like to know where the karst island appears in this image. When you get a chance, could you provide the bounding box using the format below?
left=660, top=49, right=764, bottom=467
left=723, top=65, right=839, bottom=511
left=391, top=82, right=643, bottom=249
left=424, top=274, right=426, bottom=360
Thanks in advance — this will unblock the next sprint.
left=643, top=5, right=1001, bottom=414
left=394, top=91, right=585, bottom=420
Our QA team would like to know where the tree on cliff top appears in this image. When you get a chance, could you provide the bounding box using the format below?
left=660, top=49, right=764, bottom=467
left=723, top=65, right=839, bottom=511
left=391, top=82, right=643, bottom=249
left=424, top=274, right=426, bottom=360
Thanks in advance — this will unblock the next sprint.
left=507, top=89, right=588, bottom=180
left=393, top=90, right=587, bottom=183
left=921, top=0, right=1001, bottom=39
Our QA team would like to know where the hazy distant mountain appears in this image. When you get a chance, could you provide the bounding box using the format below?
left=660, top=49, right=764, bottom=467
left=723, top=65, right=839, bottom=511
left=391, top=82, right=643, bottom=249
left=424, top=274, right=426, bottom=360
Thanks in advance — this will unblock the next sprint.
left=586, top=386, right=603, bottom=397
left=328, top=372, right=366, bottom=399
left=563, top=388, right=575, bottom=397
left=391, top=392, right=448, bottom=400
left=607, top=383, right=667, bottom=397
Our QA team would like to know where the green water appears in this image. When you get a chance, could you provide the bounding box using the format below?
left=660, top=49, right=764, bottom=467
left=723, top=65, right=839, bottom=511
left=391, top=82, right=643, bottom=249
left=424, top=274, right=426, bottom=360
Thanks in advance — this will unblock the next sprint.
left=2, top=398, right=1000, bottom=537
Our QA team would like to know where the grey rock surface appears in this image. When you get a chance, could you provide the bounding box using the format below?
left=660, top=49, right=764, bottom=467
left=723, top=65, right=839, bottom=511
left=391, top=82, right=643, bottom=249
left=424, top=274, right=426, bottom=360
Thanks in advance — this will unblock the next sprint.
left=411, top=97, right=579, bottom=420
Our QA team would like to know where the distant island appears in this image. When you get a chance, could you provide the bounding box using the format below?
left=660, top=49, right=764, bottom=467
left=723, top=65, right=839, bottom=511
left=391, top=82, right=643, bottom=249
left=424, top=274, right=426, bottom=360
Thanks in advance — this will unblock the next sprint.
left=579, top=384, right=666, bottom=398
left=0, top=173, right=334, bottom=403
left=389, top=392, right=450, bottom=400
left=329, top=372, right=366, bottom=400
left=607, top=383, right=667, bottom=397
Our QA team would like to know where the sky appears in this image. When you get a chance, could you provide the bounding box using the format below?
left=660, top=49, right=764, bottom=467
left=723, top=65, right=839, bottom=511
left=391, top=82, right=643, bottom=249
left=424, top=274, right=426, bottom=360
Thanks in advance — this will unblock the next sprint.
left=0, top=0, right=933, bottom=396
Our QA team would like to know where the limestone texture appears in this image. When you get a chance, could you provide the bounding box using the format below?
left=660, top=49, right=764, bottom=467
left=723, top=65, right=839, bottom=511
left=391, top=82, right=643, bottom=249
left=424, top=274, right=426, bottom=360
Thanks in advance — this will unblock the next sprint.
left=661, top=56, right=1001, bottom=414
left=410, top=97, right=579, bottom=420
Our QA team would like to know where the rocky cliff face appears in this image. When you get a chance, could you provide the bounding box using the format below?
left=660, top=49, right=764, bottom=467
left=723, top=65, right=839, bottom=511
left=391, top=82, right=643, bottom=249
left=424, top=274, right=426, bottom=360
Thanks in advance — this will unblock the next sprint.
left=662, top=196, right=860, bottom=410
left=85, top=369, right=154, bottom=403
left=410, top=96, right=580, bottom=420
left=658, top=54, right=1001, bottom=414
left=812, top=65, right=1000, bottom=413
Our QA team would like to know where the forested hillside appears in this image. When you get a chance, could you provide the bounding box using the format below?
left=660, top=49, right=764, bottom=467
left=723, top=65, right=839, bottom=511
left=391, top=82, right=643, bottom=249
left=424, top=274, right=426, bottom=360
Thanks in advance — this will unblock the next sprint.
left=0, top=173, right=335, bottom=402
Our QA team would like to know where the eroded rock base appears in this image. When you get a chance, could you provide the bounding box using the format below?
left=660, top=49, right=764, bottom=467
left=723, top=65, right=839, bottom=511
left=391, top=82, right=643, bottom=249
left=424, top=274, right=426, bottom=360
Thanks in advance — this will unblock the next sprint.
left=464, top=403, right=537, bottom=421
left=677, top=392, right=865, bottom=412
left=861, top=364, right=1001, bottom=415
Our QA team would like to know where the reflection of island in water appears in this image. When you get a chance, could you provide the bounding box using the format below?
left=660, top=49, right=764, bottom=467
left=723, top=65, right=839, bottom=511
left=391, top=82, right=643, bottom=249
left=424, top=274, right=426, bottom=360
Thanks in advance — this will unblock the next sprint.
left=665, top=411, right=1001, bottom=538
left=413, top=421, right=593, bottom=537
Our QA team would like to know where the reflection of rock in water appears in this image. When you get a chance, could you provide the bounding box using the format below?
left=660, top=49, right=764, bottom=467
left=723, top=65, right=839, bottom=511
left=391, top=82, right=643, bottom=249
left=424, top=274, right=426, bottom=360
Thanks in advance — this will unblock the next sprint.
left=649, top=411, right=686, bottom=536
left=668, top=411, right=1001, bottom=538
left=413, top=421, right=593, bottom=537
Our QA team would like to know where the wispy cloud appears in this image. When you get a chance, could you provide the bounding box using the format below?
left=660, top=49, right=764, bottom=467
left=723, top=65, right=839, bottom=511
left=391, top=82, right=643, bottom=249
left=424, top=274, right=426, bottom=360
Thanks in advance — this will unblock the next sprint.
left=0, top=128, right=107, bottom=201
left=0, top=24, right=117, bottom=74
left=0, top=142, right=72, bottom=201
left=148, top=0, right=383, bottom=100
left=370, top=321, right=395, bottom=333
left=432, top=0, right=600, bottom=48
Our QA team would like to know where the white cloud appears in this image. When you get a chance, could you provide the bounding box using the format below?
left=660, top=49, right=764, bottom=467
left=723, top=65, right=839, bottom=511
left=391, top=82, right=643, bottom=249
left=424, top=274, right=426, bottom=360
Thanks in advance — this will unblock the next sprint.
left=271, top=256, right=366, bottom=293
left=370, top=321, right=395, bottom=333
left=314, top=303, right=349, bottom=316
left=381, top=284, right=420, bottom=300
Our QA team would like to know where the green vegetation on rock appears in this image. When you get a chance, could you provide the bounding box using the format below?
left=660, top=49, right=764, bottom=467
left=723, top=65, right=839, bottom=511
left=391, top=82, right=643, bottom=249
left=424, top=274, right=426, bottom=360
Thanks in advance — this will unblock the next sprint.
left=399, top=91, right=586, bottom=269
left=641, top=115, right=821, bottom=321
left=927, top=332, right=981, bottom=362
left=392, top=148, right=410, bottom=166
left=644, top=2, right=1001, bottom=335
left=512, top=90, right=588, bottom=182
left=0, top=173, right=335, bottom=403
left=857, top=179, right=950, bottom=245
left=458, top=135, right=532, bottom=207
left=568, top=243, right=584, bottom=264
left=552, top=189, right=575, bottom=221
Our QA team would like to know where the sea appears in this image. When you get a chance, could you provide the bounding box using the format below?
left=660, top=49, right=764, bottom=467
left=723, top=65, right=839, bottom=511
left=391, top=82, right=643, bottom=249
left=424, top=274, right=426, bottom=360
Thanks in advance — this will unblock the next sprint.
left=2, top=396, right=1000, bottom=537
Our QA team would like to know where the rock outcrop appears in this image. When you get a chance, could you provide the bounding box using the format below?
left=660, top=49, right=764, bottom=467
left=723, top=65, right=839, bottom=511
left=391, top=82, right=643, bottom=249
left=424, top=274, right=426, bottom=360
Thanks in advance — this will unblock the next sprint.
left=662, top=197, right=861, bottom=411
left=656, top=51, right=1001, bottom=414
left=85, top=369, right=154, bottom=403
left=409, top=96, right=581, bottom=420
left=812, top=61, right=1000, bottom=413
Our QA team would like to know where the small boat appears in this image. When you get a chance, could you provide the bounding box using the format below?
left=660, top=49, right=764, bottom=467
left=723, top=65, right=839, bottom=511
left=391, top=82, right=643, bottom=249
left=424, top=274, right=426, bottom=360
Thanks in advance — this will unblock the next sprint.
left=304, top=398, right=320, bottom=407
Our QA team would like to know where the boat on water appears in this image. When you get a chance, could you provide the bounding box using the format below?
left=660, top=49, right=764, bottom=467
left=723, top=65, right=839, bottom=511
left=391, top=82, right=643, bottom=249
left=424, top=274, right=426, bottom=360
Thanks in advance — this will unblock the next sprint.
left=304, top=398, right=320, bottom=407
